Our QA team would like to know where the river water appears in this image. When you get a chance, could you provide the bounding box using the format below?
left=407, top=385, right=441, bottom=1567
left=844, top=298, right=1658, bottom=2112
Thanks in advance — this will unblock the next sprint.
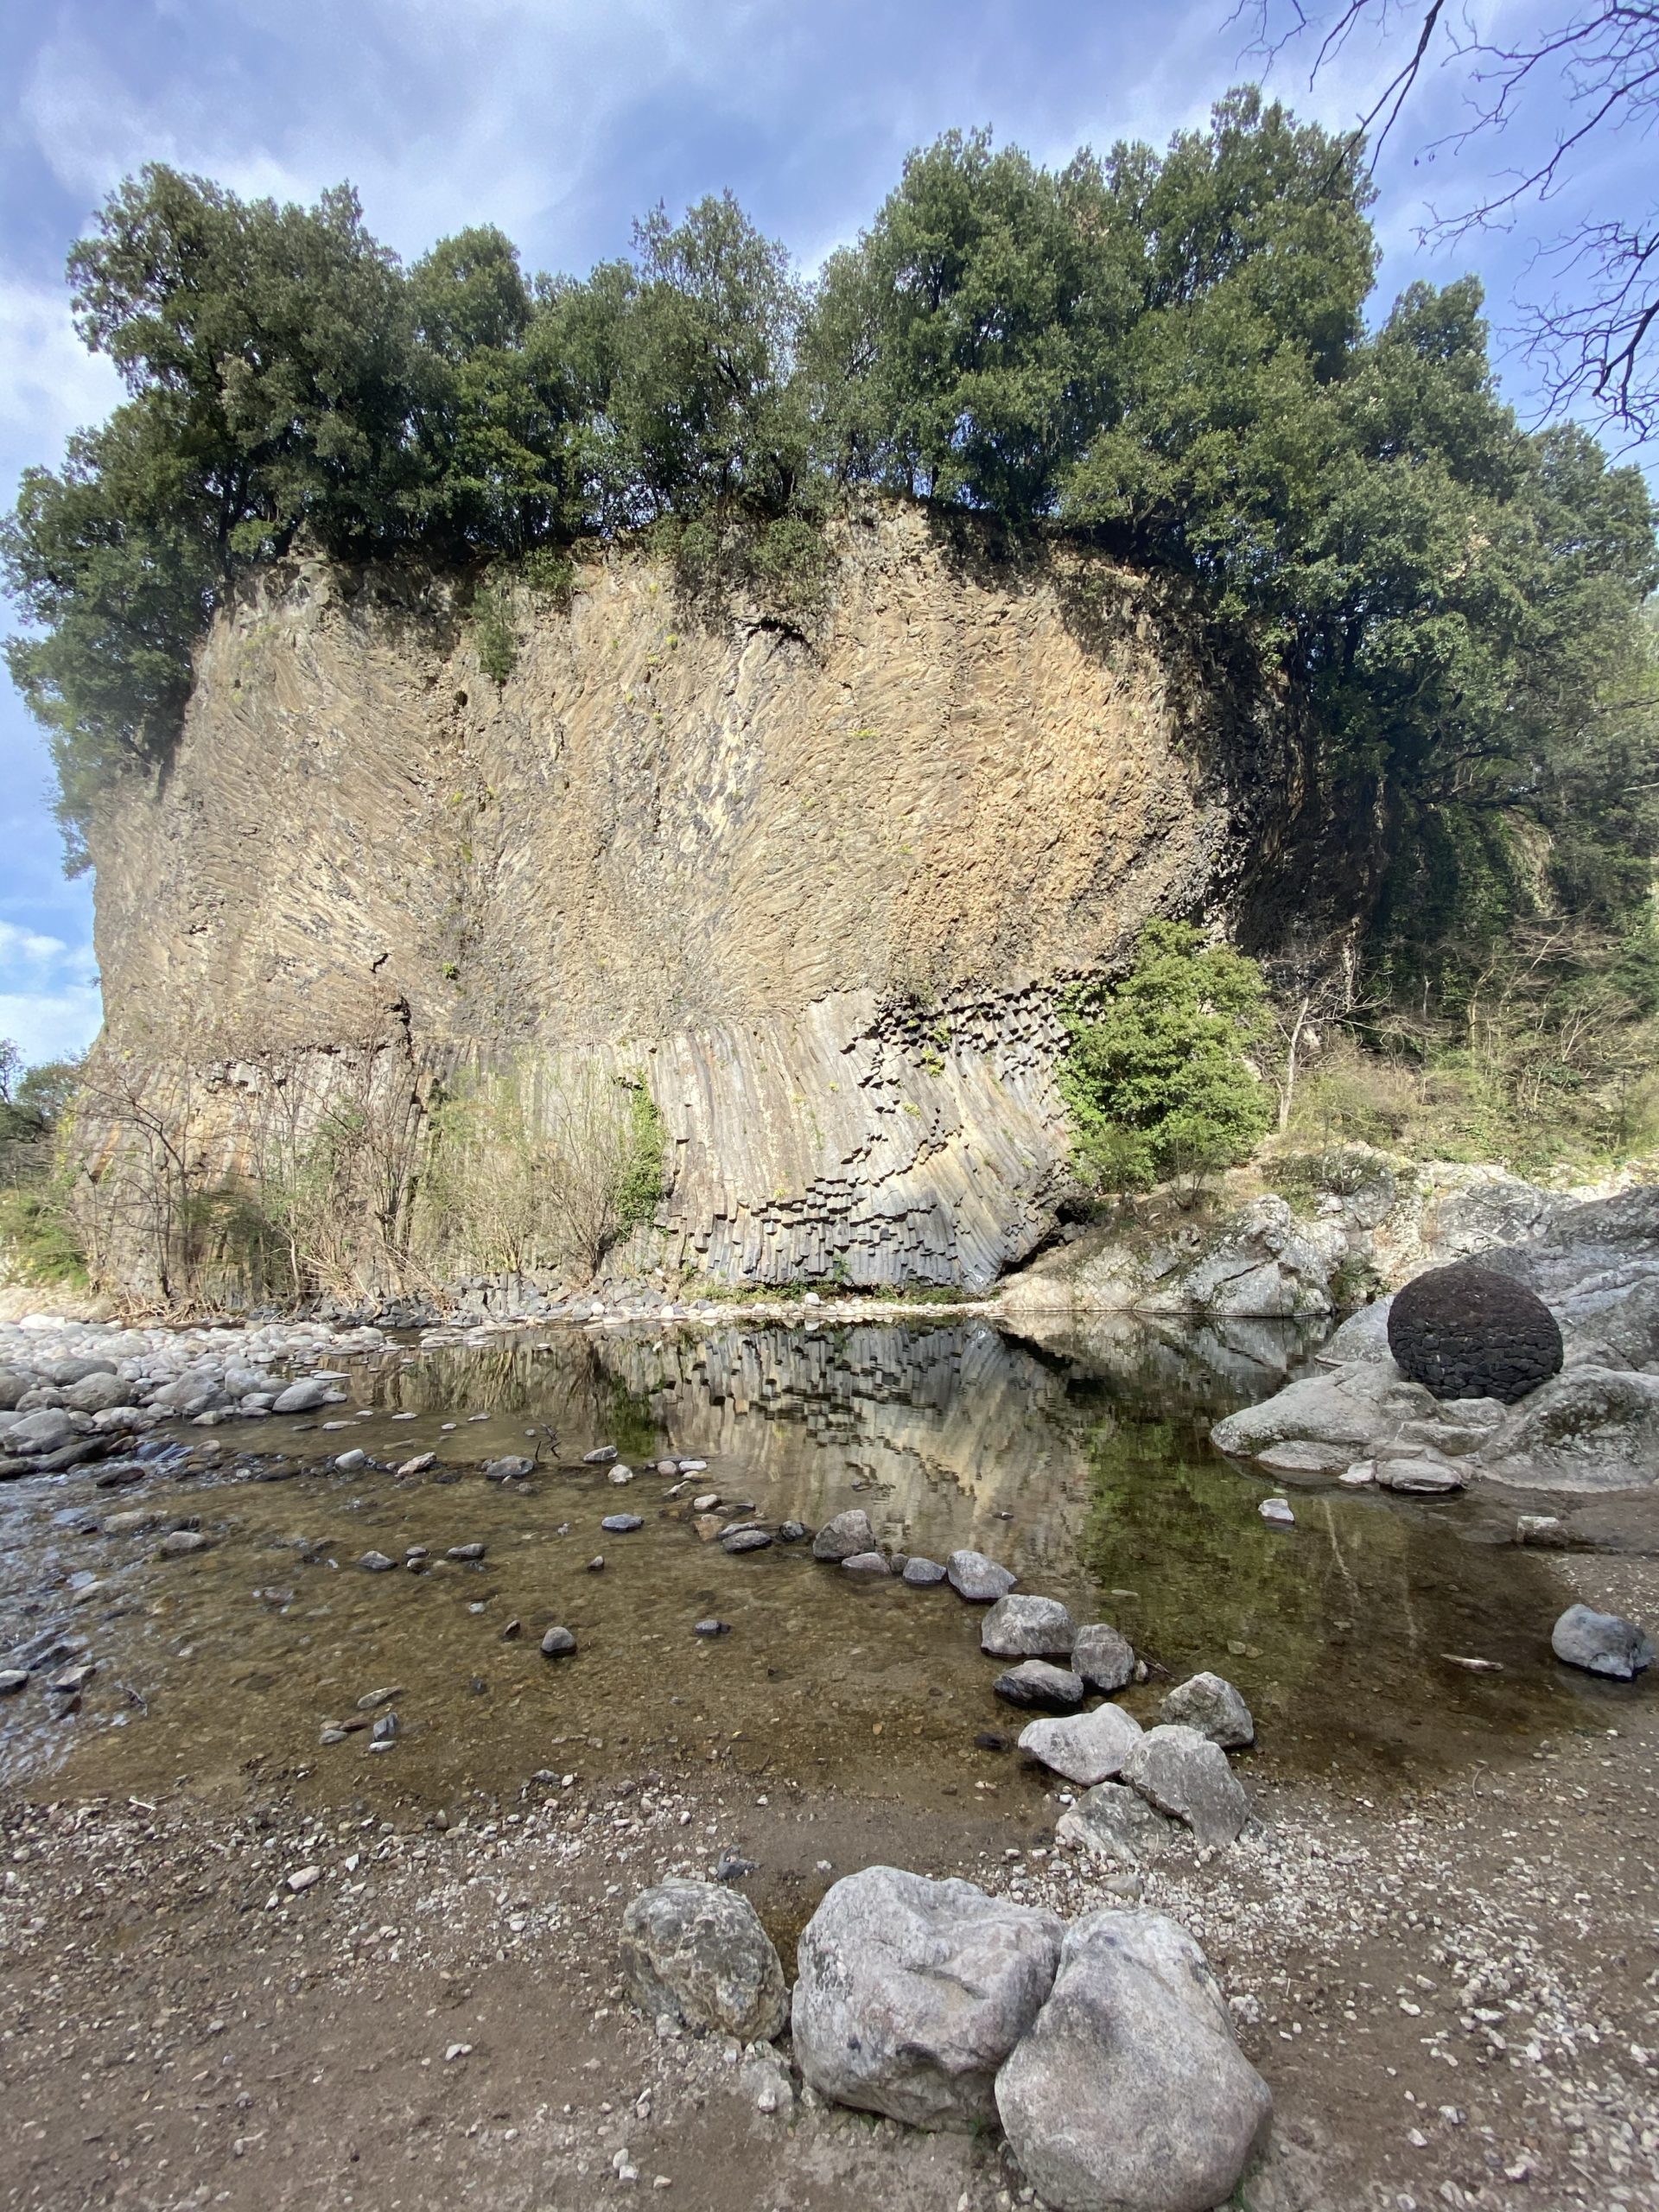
left=0, top=1316, right=1605, bottom=1814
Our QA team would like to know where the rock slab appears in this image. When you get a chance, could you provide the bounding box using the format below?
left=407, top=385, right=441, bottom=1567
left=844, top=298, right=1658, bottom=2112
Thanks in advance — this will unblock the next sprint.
left=791, top=1866, right=1061, bottom=2130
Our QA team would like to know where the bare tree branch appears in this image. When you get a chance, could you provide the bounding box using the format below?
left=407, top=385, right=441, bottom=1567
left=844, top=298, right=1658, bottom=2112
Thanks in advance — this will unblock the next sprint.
left=1242, top=3, right=1659, bottom=435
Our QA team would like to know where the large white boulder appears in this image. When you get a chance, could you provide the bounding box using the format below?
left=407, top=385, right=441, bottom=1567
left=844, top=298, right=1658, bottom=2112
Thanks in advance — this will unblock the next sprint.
left=791, top=1866, right=1061, bottom=2130
left=995, top=1909, right=1272, bottom=2212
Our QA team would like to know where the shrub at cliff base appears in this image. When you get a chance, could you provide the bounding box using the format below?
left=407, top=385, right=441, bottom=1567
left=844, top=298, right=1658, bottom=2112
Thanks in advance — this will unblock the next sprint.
left=1058, top=923, right=1273, bottom=1193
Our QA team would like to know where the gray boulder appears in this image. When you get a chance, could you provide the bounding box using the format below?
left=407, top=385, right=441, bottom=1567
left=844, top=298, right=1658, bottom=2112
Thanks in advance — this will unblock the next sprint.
left=1056, top=1782, right=1182, bottom=1868
left=1018, top=1701, right=1142, bottom=1786
left=158, top=1530, right=210, bottom=1558
left=64, top=1371, right=127, bottom=1414
left=981, top=1594, right=1076, bottom=1658
left=1071, top=1622, right=1135, bottom=1692
left=1550, top=1604, right=1655, bottom=1680
left=995, top=1910, right=1271, bottom=2212
left=812, top=1509, right=875, bottom=1562
left=3, top=1408, right=78, bottom=1454
left=1476, top=1368, right=1659, bottom=1491
left=791, top=1866, right=1061, bottom=2130
left=1160, top=1672, right=1254, bottom=1749
left=1317, top=1298, right=1394, bottom=1366
left=841, top=1549, right=889, bottom=1575
left=947, top=1549, right=1017, bottom=1603
left=272, top=1377, right=342, bottom=1414
left=995, top=1661, right=1084, bottom=1710
left=0, top=1367, right=31, bottom=1411
left=902, top=1556, right=947, bottom=1586
left=1122, top=1726, right=1249, bottom=1848
left=620, top=1878, right=787, bottom=2042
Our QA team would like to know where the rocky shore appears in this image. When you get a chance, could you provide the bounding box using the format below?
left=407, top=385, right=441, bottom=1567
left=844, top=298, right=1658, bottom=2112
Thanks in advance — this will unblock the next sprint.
left=2, top=1534, right=1656, bottom=2211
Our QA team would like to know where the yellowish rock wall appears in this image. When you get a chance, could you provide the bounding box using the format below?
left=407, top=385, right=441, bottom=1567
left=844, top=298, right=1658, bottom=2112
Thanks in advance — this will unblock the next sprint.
left=85, top=506, right=1274, bottom=1288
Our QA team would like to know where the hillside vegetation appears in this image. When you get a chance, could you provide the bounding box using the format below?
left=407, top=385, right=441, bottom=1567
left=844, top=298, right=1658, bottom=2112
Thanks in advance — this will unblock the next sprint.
left=5, top=91, right=1658, bottom=1188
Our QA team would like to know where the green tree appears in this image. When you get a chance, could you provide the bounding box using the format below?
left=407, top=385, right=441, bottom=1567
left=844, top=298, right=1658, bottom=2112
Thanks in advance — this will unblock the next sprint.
left=1058, top=923, right=1273, bottom=1191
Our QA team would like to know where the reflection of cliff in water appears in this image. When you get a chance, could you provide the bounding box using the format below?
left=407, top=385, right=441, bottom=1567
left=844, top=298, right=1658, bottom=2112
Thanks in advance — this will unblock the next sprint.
left=581, top=1318, right=1307, bottom=1586
left=1003, top=1311, right=1320, bottom=1400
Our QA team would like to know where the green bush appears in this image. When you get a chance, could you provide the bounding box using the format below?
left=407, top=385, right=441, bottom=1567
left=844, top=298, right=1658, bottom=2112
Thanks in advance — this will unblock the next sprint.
left=1058, top=922, right=1273, bottom=1192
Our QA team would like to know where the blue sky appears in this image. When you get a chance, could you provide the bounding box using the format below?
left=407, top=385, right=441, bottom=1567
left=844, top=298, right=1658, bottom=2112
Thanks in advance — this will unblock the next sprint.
left=0, top=0, right=1649, bottom=1065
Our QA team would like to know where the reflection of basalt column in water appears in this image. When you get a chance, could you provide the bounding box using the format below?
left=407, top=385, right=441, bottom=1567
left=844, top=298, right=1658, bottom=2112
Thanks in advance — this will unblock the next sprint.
left=592, top=1322, right=1100, bottom=1571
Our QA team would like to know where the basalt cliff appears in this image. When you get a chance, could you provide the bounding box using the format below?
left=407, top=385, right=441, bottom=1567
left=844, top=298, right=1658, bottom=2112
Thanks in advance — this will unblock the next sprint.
left=81, top=506, right=1294, bottom=1294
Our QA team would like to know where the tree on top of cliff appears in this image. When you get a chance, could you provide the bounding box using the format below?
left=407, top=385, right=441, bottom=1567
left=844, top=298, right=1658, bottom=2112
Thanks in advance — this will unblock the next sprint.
left=3, top=101, right=1656, bottom=1030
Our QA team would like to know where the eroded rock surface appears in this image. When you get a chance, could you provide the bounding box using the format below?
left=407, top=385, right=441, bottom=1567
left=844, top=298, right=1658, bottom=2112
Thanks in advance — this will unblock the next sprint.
left=620, top=1879, right=787, bottom=2042
left=791, top=1866, right=1061, bottom=2130
left=995, top=1909, right=1272, bottom=2212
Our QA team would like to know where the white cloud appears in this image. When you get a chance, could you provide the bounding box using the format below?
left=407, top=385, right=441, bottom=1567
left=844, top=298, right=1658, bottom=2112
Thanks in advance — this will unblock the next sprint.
left=0, top=274, right=124, bottom=484
left=0, top=922, right=100, bottom=1062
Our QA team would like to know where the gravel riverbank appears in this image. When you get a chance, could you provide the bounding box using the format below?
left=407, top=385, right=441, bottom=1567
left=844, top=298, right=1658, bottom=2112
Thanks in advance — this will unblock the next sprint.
left=3, top=1541, right=1656, bottom=2212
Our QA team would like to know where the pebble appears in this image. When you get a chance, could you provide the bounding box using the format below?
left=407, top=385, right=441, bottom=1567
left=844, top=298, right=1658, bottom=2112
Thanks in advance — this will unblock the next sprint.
left=607, top=1465, right=635, bottom=1485
left=358, top=1551, right=396, bottom=1573
left=396, top=1453, right=436, bottom=1476
left=356, top=1686, right=402, bottom=1710
left=1259, top=1497, right=1296, bottom=1525
left=601, top=1514, right=645, bottom=1533
left=582, top=1446, right=618, bottom=1464
left=692, top=1494, right=721, bottom=1512
left=902, top=1556, right=947, bottom=1586
left=334, top=1447, right=367, bottom=1471
left=447, top=1541, right=486, bottom=1561
left=158, top=1530, right=210, bottom=1559
left=0, top=1669, right=29, bottom=1694
left=694, top=1619, right=730, bottom=1637
left=541, top=1626, right=576, bottom=1657
left=588, top=1555, right=605, bottom=1573
left=286, top=1866, right=321, bottom=1893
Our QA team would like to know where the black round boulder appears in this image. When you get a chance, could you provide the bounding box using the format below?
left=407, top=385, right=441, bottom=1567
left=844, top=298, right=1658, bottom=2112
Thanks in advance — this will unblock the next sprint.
left=1387, top=1263, right=1563, bottom=1404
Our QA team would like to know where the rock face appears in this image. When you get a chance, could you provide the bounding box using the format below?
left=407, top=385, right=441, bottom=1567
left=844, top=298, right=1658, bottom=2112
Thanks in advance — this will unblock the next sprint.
left=1388, top=1264, right=1564, bottom=1403
left=1000, top=1193, right=1344, bottom=1321
left=1476, top=1368, right=1659, bottom=1491
left=619, top=1879, right=787, bottom=2042
left=995, top=1909, right=1272, bottom=2212
left=1550, top=1605, right=1655, bottom=1680
left=791, top=1866, right=1062, bottom=2130
left=79, top=509, right=1270, bottom=1296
